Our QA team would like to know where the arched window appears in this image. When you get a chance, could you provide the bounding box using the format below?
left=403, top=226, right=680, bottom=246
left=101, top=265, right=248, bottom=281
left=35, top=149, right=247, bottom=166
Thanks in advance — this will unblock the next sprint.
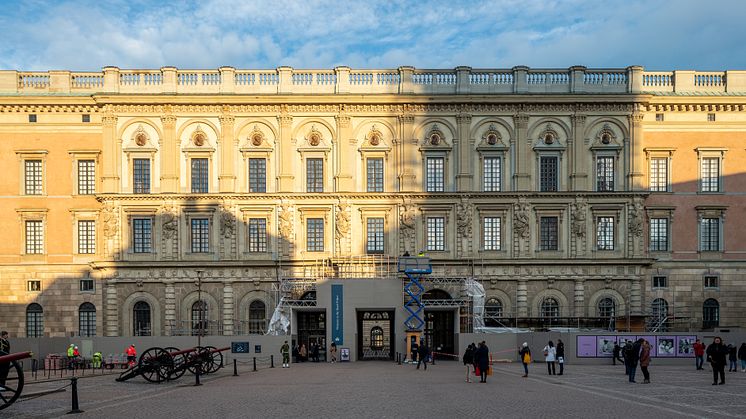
left=484, top=298, right=503, bottom=327
left=598, top=298, right=615, bottom=319
left=79, top=302, right=96, bottom=337
left=26, top=303, right=43, bottom=338
left=703, top=298, right=720, bottom=329
left=540, top=297, right=559, bottom=319
left=248, top=300, right=266, bottom=335
left=133, top=301, right=151, bottom=336
left=651, top=298, right=669, bottom=331
left=191, top=300, right=208, bottom=336
left=370, top=326, right=384, bottom=350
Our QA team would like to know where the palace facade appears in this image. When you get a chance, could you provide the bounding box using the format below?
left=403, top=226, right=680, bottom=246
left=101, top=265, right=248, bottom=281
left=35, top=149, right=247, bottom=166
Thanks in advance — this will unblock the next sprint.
left=1, top=66, right=745, bottom=358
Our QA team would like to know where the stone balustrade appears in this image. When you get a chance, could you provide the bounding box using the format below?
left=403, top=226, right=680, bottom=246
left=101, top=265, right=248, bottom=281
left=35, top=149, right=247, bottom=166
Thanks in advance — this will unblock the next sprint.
left=2, top=65, right=746, bottom=95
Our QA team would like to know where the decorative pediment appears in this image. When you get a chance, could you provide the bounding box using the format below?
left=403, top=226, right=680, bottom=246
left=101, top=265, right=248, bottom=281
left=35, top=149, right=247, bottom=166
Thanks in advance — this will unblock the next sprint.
left=298, top=124, right=331, bottom=152
left=590, top=123, right=622, bottom=150
left=420, top=124, right=452, bottom=150
left=133, top=125, right=150, bottom=147
left=123, top=124, right=157, bottom=152
left=183, top=125, right=215, bottom=152
left=360, top=125, right=391, bottom=154
left=477, top=124, right=508, bottom=151
left=533, top=123, right=565, bottom=150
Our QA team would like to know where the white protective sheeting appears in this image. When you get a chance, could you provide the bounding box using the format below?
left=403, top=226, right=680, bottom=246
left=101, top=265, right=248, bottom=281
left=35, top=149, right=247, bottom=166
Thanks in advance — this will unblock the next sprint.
left=267, top=298, right=291, bottom=335
left=464, top=278, right=486, bottom=330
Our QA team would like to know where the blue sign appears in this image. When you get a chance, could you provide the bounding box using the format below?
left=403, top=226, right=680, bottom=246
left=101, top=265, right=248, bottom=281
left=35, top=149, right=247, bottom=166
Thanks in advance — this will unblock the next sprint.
left=332, top=284, right=343, bottom=345
left=231, top=342, right=250, bottom=353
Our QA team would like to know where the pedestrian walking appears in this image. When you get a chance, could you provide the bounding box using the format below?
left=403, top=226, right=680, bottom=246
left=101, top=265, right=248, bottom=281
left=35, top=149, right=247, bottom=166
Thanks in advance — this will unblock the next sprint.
left=612, top=342, right=624, bottom=366
left=329, top=342, right=337, bottom=363
left=475, top=341, right=490, bottom=383
left=640, top=339, right=651, bottom=384
left=312, top=342, right=320, bottom=362
left=126, top=344, right=137, bottom=367
left=556, top=339, right=565, bottom=375
left=706, top=336, right=728, bottom=385
left=519, top=342, right=531, bottom=378
left=728, top=344, right=737, bottom=372
left=417, top=341, right=430, bottom=370
left=299, top=343, right=307, bottom=362
left=543, top=341, right=556, bottom=375
left=411, top=340, right=419, bottom=364
left=0, top=331, right=10, bottom=391
left=693, top=339, right=705, bottom=370
left=463, top=344, right=475, bottom=383
left=738, top=343, right=746, bottom=372
left=281, top=340, right=290, bottom=368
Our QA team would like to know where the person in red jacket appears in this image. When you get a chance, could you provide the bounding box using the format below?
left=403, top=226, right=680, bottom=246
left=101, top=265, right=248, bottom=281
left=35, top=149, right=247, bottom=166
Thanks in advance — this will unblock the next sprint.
left=693, top=339, right=705, bottom=370
left=126, top=344, right=137, bottom=367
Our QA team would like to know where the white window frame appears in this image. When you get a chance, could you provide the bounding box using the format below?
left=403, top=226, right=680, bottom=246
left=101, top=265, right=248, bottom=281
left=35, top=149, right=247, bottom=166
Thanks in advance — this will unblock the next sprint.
left=16, top=208, right=48, bottom=257
left=239, top=206, right=274, bottom=258
left=17, top=150, right=48, bottom=196
left=696, top=148, right=727, bottom=193
left=696, top=206, right=726, bottom=254
left=644, top=148, right=675, bottom=193
left=69, top=150, right=100, bottom=195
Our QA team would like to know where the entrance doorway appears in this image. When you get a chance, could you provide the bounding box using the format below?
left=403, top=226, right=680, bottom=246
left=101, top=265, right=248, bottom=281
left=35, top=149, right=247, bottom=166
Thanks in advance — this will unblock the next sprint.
left=424, top=310, right=455, bottom=359
left=357, top=310, right=395, bottom=360
left=297, top=311, right=326, bottom=362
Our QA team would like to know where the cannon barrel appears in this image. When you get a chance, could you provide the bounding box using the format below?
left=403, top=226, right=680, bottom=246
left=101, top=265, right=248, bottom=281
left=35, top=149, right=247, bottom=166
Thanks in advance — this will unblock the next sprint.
left=0, top=351, right=32, bottom=364
left=164, top=347, right=197, bottom=358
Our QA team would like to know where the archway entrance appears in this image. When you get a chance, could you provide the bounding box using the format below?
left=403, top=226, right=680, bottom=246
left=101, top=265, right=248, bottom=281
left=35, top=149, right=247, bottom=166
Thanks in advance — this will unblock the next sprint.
left=422, top=289, right=456, bottom=359
left=357, top=310, right=394, bottom=360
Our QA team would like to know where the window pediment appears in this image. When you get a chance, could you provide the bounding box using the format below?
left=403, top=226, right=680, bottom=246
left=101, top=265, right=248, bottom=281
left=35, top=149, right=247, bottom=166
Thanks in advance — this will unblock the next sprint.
left=590, top=124, right=622, bottom=151
left=240, top=125, right=274, bottom=152
left=420, top=124, right=452, bottom=151
left=477, top=124, right=508, bottom=151
left=360, top=125, right=391, bottom=153
left=533, top=123, right=565, bottom=151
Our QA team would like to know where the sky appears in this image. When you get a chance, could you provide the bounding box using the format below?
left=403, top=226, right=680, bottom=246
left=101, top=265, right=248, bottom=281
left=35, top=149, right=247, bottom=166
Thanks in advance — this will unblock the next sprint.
left=0, top=0, right=744, bottom=72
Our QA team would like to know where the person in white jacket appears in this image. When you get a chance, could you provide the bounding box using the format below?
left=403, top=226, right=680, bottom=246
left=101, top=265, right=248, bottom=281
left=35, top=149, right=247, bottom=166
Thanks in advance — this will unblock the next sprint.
left=543, top=341, right=557, bottom=375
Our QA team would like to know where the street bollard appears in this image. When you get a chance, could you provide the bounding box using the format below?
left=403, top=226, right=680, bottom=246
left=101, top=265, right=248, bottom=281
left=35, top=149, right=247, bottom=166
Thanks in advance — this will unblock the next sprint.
left=270, top=355, right=274, bottom=368
left=397, top=353, right=401, bottom=365
left=253, top=357, right=257, bottom=372
left=67, top=377, right=83, bottom=414
left=233, top=359, right=238, bottom=377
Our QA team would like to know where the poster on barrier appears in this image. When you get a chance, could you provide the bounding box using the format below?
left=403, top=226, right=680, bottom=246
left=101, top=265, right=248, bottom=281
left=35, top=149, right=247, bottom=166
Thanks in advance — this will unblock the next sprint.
left=656, top=337, right=676, bottom=357
left=676, top=336, right=696, bottom=357
left=577, top=335, right=596, bottom=357
left=636, top=336, right=658, bottom=357
left=596, top=336, right=616, bottom=357
left=340, top=347, right=350, bottom=362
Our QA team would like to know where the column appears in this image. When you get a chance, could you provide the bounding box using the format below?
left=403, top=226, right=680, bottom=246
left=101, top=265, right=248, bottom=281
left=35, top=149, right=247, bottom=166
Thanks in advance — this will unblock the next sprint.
left=104, top=282, right=119, bottom=337
left=456, top=112, right=473, bottom=191
left=516, top=280, right=528, bottom=317
left=219, top=113, right=237, bottom=192
left=164, top=281, right=176, bottom=336
left=277, top=110, right=294, bottom=192
left=513, top=113, right=530, bottom=191
left=574, top=279, right=585, bottom=317
left=627, top=111, right=645, bottom=191
left=101, top=113, right=119, bottom=193
left=222, top=281, right=234, bottom=336
left=160, top=114, right=178, bottom=192
left=335, top=111, right=354, bottom=191
left=570, top=113, right=587, bottom=190
left=398, top=112, right=416, bottom=191
left=630, top=278, right=642, bottom=315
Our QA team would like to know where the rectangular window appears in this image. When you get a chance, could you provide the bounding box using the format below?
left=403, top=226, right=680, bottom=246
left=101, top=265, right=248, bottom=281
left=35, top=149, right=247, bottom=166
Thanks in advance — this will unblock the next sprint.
left=652, top=276, right=667, bottom=289
left=655, top=113, right=664, bottom=122
left=539, top=156, right=558, bottom=192
left=483, top=157, right=501, bottom=192
left=307, top=218, right=324, bottom=252
left=190, top=218, right=210, bottom=253
left=27, top=280, right=41, bottom=292
left=649, top=158, right=668, bottom=192
left=483, top=217, right=501, bottom=251
left=77, top=220, right=96, bottom=254
left=248, top=218, right=267, bottom=253
left=80, top=279, right=94, bottom=292
left=28, top=114, right=37, bottom=123
left=77, top=160, right=96, bottom=195
left=82, top=114, right=90, bottom=123
left=426, top=217, right=445, bottom=251
left=597, top=216, right=615, bottom=250
left=649, top=218, right=669, bottom=252
left=307, top=158, right=324, bottom=193
left=704, top=275, right=719, bottom=289
left=707, top=113, right=716, bottom=122
left=25, top=220, right=43, bottom=254
left=426, top=157, right=444, bottom=192
left=700, top=218, right=720, bottom=251
left=132, top=218, right=152, bottom=253
left=132, top=159, right=151, bottom=194
left=366, top=217, right=385, bottom=254
left=700, top=158, right=720, bottom=192
left=366, top=158, right=384, bottom=192
left=24, top=160, right=43, bottom=195
left=596, top=156, right=615, bottom=191
left=191, top=158, right=209, bottom=193
left=248, top=158, right=267, bottom=193
left=539, top=217, right=558, bottom=251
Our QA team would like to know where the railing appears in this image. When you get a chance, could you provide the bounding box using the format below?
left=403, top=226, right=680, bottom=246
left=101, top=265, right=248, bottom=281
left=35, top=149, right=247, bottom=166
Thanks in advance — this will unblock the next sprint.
left=3, top=66, right=745, bottom=95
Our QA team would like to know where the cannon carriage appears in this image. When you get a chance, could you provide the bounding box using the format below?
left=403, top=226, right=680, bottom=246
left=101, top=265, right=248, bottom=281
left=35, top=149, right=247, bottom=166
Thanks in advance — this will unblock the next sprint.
left=116, top=346, right=228, bottom=383
left=0, top=351, right=32, bottom=411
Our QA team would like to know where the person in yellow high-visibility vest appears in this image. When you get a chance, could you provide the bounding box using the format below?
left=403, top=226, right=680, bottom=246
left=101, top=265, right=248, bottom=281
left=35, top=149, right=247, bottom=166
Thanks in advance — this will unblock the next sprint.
left=67, top=344, right=75, bottom=370
left=92, top=352, right=102, bottom=369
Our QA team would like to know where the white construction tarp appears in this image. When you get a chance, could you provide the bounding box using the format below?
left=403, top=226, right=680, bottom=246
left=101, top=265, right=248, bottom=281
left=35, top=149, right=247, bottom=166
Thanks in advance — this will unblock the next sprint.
left=267, top=297, right=291, bottom=335
left=464, top=278, right=486, bottom=330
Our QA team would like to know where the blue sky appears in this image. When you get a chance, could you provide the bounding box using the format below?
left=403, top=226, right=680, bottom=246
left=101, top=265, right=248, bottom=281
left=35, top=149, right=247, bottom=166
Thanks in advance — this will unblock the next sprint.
left=0, top=0, right=744, bottom=71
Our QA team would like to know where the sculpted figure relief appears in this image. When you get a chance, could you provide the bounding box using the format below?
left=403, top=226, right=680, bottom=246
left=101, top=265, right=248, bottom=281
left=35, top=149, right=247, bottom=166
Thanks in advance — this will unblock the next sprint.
left=629, top=200, right=644, bottom=237
left=160, top=205, right=178, bottom=240
left=571, top=198, right=587, bottom=237
left=220, top=205, right=236, bottom=239
left=456, top=201, right=473, bottom=238
left=102, top=202, right=119, bottom=238
left=335, top=203, right=351, bottom=240
left=399, top=204, right=416, bottom=239
left=278, top=204, right=293, bottom=239
left=513, top=199, right=531, bottom=239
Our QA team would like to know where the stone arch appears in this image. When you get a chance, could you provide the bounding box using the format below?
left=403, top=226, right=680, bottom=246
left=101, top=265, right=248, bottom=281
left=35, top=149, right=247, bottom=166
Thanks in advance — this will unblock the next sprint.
left=237, top=289, right=274, bottom=323
left=118, top=119, right=163, bottom=146
left=180, top=290, right=221, bottom=326
left=122, top=291, right=162, bottom=337
left=583, top=117, right=629, bottom=142
left=176, top=119, right=220, bottom=149
left=470, top=117, right=514, bottom=143
left=587, top=288, right=626, bottom=317
left=291, top=118, right=336, bottom=143
left=413, top=118, right=457, bottom=147
left=236, top=119, right=278, bottom=148
left=485, top=289, right=513, bottom=316
left=527, top=117, right=571, bottom=144
left=531, top=289, right=570, bottom=318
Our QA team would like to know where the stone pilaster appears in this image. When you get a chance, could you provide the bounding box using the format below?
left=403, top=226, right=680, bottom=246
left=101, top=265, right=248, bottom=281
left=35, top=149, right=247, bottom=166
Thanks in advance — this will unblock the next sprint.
left=105, top=282, right=119, bottom=336
left=164, top=282, right=176, bottom=336
left=398, top=111, right=416, bottom=191
left=630, top=278, right=642, bottom=315
left=570, top=113, right=587, bottom=190
left=574, top=279, right=585, bottom=317
left=101, top=113, right=119, bottom=192
left=218, top=112, right=237, bottom=192
left=222, top=281, right=234, bottom=336
left=517, top=280, right=528, bottom=317
left=277, top=109, right=294, bottom=192
left=160, top=114, right=178, bottom=192
left=455, top=112, right=473, bottom=191
left=335, top=111, right=354, bottom=191
left=513, top=113, right=530, bottom=190
left=627, top=111, right=645, bottom=190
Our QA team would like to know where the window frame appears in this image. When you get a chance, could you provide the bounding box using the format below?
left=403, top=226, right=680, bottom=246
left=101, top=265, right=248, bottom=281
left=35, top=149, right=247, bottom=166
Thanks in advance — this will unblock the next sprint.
left=425, top=156, right=446, bottom=192
left=190, top=157, right=210, bottom=193
left=652, top=275, right=668, bottom=289
left=16, top=150, right=48, bottom=196
left=366, top=217, right=385, bottom=254
left=306, top=217, right=325, bottom=252
left=482, top=156, right=502, bottom=192
left=366, top=157, right=385, bottom=193
left=77, top=219, right=97, bottom=254
left=247, top=218, right=268, bottom=253
left=132, top=217, right=153, bottom=254
left=306, top=157, right=325, bottom=193
left=78, top=302, right=96, bottom=337
left=26, top=303, right=44, bottom=338
left=482, top=216, right=502, bottom=251
left=596, top=216, right=615, bottom=251
left=190, top=217, right=211, bottom=253
left=649, top=217, right=669, bottom=252
left=703, top=275, right=719, bottom=290
left=696, top=148, right=727, bottom=194
left=425, top=216, right=446, bottom=251
left=247, top=158, right=267, bottom=193
left=132, top=158, right=152, bottom=194
left=595, top=155, right=616, bottom=192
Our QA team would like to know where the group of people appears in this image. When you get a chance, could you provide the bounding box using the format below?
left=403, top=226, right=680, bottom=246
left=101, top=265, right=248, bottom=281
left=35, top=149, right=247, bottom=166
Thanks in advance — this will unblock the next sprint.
left=540, top=339, right=565, bottom=376
left=697, top=337, right=746, bottom=385
left=462, top=341, right=490, bottom=383
left=410, top=340, right=431, bottom=370
left=614, top=338, right=653, bottom=383
left=282, top=341, right=337, bottom=367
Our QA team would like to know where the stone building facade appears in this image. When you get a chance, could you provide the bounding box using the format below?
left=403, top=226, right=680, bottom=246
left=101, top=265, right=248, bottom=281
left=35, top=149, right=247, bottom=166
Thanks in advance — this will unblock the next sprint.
left=1, top=66, right=745, bottom=351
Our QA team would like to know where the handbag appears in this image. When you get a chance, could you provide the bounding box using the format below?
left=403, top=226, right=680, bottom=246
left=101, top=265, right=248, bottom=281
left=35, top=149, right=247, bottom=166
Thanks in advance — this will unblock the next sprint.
left=523, top=353, right=531, bottom=364
left=486, top=366, right=493, bottom=376
left=474, top=366, right=480, bottom=376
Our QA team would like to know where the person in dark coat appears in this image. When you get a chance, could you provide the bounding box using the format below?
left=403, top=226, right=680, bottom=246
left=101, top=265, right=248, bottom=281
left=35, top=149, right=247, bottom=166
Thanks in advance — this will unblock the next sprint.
left=706, top=336, right=728, bottom=385
left=417, top=342, right=430, bottom=370
left=0, top=331, right=10, bottom=390
left=312, top=342, right=320, bottom=362
left=738, top=343, right=746, bottom=372
left=612, top=342, right=624, bottom=365
left=463, top=343, right=475, bottom=383
left=556, top=338, right=565, bottom=375
left=475, top=341, right=490, bottom=383
left=639, top=339, right=652, bottom=384
left=411, top=340, right=419, bottom=364
left=727, top=344, right=737, bottom=372
left=625, top=339, right=642, bottom=383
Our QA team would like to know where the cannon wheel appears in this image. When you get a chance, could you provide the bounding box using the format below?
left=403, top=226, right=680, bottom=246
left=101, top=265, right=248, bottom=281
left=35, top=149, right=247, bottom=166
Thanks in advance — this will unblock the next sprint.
left=186, top=346, right=205, bottom=375
left=203, top=346, right=223, bottom=374
left=138, top=347, right=170, bottom=383
left=0, top=360, right=24, bottom=411
left=163, top=347, right=186, bottom=381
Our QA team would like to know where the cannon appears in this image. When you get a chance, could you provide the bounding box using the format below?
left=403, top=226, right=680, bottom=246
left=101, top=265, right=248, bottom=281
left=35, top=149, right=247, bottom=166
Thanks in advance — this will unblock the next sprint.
left=0, top=351, right=33, bottom=411
left=116, top=346, right=228, bottom=383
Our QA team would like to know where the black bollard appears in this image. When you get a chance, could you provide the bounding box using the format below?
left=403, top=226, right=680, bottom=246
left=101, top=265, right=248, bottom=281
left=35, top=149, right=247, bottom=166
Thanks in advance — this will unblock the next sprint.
left=253, top=357, right=257, bottom=372
left=194, top=363, right=202, bottom=386
left=270, top=355, right=274, bottom=368
left=67, top=377, right=83, bottom=414
left=233, top=359, right=238, bottom=377
left=398, top=353, right=402, bottom=365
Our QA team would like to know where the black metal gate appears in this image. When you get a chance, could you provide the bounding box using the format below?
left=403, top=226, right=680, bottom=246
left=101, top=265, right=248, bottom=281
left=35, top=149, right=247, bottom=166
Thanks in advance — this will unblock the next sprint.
left=424, top=310, right=455, bottom=359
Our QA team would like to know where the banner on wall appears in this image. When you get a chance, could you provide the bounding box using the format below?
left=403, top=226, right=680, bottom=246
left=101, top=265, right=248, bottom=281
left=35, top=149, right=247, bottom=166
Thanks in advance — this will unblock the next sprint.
left=332, top=284, right=344, bottom=345
left=577, top=335, right=698, bottom=358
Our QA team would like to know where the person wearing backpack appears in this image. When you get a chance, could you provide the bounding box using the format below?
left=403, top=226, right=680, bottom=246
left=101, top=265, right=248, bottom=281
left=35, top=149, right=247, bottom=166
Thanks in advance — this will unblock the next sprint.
left=556, top=339, right=565, bottom=375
